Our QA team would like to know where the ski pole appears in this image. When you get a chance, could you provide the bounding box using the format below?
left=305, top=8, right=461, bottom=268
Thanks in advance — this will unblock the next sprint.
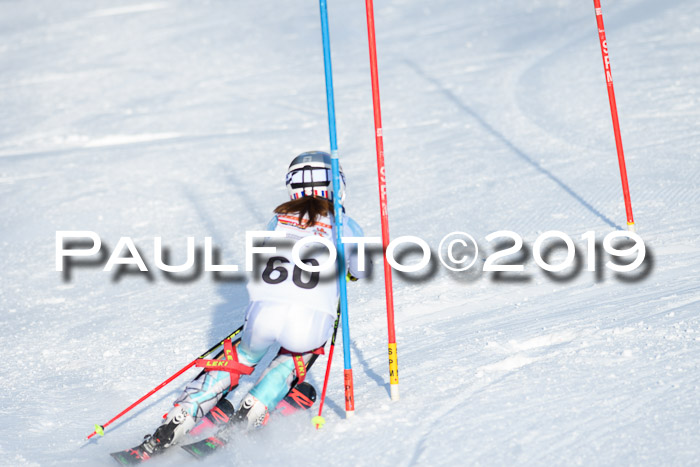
left=318, top=0, right=355, bottom=419
left=86, top=325, right=245, bottom=440
left=312, top=307, right=341, bottom=429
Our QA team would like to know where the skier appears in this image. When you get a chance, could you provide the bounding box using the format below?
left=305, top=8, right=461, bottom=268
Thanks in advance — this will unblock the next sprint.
left=125, top=151, right=368, bottom=460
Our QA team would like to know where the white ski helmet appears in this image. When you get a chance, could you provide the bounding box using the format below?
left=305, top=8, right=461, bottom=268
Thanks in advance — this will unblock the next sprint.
left=286, top=151, right=346, bottom=204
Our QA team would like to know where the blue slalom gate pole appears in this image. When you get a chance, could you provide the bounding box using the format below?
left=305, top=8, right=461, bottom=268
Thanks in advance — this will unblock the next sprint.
left=318, top=0, right=355, bottom=417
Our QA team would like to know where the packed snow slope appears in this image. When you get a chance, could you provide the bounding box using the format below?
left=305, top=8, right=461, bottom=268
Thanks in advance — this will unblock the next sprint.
left=1, top=0, right=699, bottom=465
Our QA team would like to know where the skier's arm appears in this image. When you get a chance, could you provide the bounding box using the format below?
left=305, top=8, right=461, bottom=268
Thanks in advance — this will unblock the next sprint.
left=257, top=215, right=279, bottom=247
left=266, top=215, right=278, bottom=231
left=343, top=216, right=371, bottom=281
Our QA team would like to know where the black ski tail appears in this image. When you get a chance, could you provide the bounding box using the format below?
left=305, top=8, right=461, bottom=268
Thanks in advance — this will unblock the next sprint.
left=110, top=441, right=154, bottom=465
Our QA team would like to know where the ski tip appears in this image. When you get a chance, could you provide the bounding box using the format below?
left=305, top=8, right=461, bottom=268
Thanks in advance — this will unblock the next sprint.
left=311, top=415, right=326, bottom=429
left=345, top=410, right=355, bottom=419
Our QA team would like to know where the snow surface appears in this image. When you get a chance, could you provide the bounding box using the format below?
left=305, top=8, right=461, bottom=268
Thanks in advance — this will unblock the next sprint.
left=1, top=0, right=699, bottom=465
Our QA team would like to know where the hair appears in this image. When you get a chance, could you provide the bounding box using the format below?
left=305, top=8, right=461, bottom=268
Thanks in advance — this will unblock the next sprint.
left=274, top=197, right=334, bottom=228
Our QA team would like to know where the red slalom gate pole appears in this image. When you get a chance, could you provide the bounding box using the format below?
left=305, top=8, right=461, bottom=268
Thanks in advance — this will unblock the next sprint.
left=593, top=0, right=635, bottom=231
left=365, top=0, right=399, bottom=401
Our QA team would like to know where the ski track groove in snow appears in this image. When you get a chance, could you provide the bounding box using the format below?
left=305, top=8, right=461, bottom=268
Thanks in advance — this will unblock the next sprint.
left=402, top=59, right=620, bottom=232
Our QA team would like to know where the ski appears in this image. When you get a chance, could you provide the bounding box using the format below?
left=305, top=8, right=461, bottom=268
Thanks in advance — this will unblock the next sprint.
left=181, top=381, right=317, bottom=460
left=109, top=382, right=316, bottom=465
left=109, top=397, right=235, bottom=465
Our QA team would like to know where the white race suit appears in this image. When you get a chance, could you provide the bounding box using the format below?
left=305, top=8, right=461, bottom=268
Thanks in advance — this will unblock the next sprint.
left=171, top=210, right=367, bottom=423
